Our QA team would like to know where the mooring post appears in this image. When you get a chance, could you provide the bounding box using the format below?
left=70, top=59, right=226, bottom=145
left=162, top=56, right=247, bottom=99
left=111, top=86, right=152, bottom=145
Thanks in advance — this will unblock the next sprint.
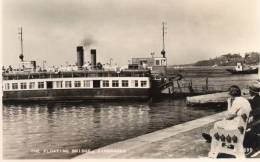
left=189, top=79, right=194, bottom=94
left=205, top=77, right=208, bottom=92
left=172, top=81, right=174, bottom=94
left=177, top=80, right=182, bottom=93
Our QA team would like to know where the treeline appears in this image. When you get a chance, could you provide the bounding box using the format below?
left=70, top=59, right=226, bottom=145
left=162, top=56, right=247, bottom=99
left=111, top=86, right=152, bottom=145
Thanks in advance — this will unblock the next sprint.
left=194, top=52, right=260, bottom=66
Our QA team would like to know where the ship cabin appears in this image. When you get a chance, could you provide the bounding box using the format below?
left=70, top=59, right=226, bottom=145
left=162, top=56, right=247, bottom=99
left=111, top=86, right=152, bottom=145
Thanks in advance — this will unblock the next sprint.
left=235, top=63, right=243, bottom=71
left=129, top=56, right=167, bottom=75
left=2, top=69, right=151, bottom=92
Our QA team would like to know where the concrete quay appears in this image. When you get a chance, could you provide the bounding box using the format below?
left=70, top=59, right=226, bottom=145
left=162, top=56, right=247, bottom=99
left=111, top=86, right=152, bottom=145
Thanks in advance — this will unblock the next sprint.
left=74, top=111, right=254, bottom=159
left=74, top=111, right=260, bottom=159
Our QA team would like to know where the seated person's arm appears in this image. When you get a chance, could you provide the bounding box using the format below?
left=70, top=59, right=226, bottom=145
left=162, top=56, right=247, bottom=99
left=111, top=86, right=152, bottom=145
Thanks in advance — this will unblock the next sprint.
left=225, top=113, right=237, bottom=120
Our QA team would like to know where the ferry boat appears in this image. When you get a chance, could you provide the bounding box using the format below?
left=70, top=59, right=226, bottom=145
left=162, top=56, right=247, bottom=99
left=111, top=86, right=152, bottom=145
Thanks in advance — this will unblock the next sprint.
left=2, top=24, right=176, bottom=102
left=2, top=47, right=152, bottom=102
left=226, top=62, right=258, bottom=74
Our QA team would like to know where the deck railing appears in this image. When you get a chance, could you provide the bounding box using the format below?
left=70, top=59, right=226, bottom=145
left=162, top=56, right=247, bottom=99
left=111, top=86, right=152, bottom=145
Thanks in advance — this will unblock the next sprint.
left=2, top=69, right=151, bottom=80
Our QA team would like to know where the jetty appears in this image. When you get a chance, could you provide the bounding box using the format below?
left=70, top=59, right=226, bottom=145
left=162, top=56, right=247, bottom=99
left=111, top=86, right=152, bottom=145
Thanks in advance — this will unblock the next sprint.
left=186, top=92, right=229, bottom=106
left=186, top=87, right=253, bottom=106
left=74, top=111, right=259, bottom=159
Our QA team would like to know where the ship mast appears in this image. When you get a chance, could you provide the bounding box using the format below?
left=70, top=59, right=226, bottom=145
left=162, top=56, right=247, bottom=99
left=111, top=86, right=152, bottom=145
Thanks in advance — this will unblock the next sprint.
left=161, top=22, right=166, bottom=58
left=18, top=27, right=24, bottom=62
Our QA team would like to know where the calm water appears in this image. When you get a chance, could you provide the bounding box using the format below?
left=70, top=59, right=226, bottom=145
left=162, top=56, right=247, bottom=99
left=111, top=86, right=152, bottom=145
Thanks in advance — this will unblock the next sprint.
left=3, top=98, right=222, bottom=159
left=169, top=67, right=259, bottom=92
left=3, top=70, right=259, bottom=159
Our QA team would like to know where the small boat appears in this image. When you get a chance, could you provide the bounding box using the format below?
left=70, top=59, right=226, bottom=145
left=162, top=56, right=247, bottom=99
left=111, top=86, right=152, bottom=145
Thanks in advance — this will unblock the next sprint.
left=226, top=63, right=258, bottom=74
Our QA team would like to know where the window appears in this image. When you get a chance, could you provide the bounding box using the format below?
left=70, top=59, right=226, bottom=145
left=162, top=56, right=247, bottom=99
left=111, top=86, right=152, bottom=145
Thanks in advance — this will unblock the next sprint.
left=20, top=82, right=27, bottom=89
left=102, top=80, right=109, bottom=87
left=12, top=83, right=18, bottom=90
left=156, top=60, right=160, bottom=65
left=74, top=81, right=81, bottom=87
left=93, top=80, right=100, bottom=88
left=135, top=80, right=139, bottom=87
left=47, top=81, right=53, bottom=89
left=38, top=82, right=44, bottom=89
left=83, top=80, right=91, bottom=87
left=5, top=83, right=10, bottom=90
left=141, top=81, right=147, bottom=87
left=65, top=81, right=72, bottom=88
left=112, top=80, right=119, bottom=87
left=29, top=82, right=35, bottom=89
left=56, top=81, right=63, bottom=88
left=122, top=80, right=128, bottom=87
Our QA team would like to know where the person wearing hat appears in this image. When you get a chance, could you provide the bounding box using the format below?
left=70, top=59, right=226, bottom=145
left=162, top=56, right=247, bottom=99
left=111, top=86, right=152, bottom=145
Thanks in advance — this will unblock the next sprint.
left=249, top=83, right=260, bottom=115
left=243, top=83, right=260, bottom=149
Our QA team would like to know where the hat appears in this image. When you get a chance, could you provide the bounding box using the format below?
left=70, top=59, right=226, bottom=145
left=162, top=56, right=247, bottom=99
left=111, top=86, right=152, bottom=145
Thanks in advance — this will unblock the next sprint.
left=249, top=81, right=260, bottom=94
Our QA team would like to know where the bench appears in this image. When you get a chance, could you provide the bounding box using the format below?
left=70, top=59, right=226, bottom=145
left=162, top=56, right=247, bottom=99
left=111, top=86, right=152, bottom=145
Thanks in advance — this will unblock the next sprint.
left=208, top=113, right=251, bottom=158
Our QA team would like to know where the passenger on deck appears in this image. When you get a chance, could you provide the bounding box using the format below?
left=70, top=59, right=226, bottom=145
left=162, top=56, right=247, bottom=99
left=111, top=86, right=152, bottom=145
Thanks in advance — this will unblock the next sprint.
left=202, top=85, right=251, bottom=142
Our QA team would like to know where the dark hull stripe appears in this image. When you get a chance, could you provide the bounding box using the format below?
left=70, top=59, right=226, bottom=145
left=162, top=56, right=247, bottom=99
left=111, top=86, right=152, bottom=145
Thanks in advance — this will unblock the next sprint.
left=3, top=88, right=150, bottom=101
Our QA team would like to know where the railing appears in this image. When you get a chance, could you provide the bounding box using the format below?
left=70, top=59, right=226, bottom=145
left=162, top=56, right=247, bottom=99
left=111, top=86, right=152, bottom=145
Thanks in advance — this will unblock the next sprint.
left=2, top=70, right=151, bottom=80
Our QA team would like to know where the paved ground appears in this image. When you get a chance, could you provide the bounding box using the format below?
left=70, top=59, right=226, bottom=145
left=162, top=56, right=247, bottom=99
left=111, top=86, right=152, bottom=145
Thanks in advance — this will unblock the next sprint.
left=74, top=111, right=260, bottom=159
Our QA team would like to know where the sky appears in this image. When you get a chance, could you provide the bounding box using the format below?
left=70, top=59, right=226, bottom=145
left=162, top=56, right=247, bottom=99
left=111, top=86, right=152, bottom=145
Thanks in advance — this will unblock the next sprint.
left=1, top=0, right=260, bottom=67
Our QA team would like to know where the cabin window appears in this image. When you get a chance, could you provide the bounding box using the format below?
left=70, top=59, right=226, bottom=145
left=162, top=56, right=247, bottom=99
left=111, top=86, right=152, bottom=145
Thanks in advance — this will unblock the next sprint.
left=156, top=60, right=160, bottom=65
left=112, top=80, right=119, bottom=87
left=74, top=81, right=81, bottom=87
left=102, top=80, right=109, bottom=87
left=135, top=80, right=139, bottom=87
left=38, top=82, right=44, bottom=89
left=29, top=82, right=35, bottom=89
left=122, top=80, right=129, bottom=87
left=83, top=80, right=91, bottom=87
left=141, top=81, right=147, bottom=87
left=47, top=81, right=53, bottom=89
left=65, top=81, right=72, bottom=88
left=56, top=81, right=63, bottom=88
left=20, top=82, right=27, bottom=89
left=93, top=80, right=101, bottom=88
left=12, top=83, right=18, bottom=90
left=5, top=83, right=10, bottom=90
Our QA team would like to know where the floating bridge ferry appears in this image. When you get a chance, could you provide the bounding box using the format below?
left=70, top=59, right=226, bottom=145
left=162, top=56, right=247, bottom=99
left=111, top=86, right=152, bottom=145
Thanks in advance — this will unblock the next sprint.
left=2, top=25, right=175, bottom=102
left=2, top=47, right=153, bottom=101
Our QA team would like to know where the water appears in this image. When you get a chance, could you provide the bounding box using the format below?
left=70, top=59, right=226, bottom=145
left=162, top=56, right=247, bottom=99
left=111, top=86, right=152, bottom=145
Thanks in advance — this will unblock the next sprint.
left=3, top=98, right=222, bottom=159
left=169, top=67, right=259, bottom=92
left=4, top=70, right=258, bottom=159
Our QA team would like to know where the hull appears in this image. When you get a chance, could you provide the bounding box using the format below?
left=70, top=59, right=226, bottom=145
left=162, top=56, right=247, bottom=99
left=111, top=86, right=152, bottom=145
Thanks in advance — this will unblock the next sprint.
left=226, top=68, right=258, bottom=74
left=3, top=88, right=150, bottom=102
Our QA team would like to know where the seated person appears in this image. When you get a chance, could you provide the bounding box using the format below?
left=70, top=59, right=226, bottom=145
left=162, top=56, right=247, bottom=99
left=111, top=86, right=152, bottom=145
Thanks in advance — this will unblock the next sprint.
left=203, top=85, right=251, bottom=142
left=249, top=83, right=260, bottom=119
left=244, top=82, right=260, bottom=149
left=214, top=85, right=251, bottom=130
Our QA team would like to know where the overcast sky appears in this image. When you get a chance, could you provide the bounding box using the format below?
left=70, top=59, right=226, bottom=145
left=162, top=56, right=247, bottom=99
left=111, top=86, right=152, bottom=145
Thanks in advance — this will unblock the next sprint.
left=2, top=0, right=260, bottom=67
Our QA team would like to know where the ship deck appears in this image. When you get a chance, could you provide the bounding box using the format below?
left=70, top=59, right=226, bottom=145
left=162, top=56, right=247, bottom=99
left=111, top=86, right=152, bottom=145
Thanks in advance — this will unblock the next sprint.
left=2, top=69, right=151, bottom=80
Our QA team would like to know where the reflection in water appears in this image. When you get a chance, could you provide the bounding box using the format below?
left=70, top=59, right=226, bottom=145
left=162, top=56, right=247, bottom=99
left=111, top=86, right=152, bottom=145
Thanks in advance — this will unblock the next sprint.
left=3, top=98, right=223, bottom=159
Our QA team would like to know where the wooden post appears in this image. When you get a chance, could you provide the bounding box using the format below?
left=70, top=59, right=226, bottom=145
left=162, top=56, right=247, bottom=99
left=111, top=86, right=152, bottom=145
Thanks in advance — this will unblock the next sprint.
left=177, top=80, right=182, bottom=93
left=189, top=79, right=193, bottom=93
left=172, top=81, right=174, bottom=94
left=206, top=77, right=208, bottom=92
